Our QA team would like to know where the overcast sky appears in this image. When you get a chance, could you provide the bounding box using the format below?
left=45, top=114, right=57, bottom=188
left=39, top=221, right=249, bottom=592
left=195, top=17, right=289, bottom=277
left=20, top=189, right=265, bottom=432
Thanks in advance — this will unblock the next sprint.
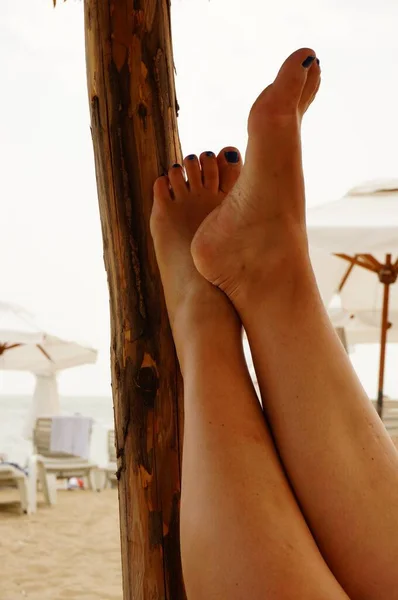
left=1, top=0, right=398, bottom=398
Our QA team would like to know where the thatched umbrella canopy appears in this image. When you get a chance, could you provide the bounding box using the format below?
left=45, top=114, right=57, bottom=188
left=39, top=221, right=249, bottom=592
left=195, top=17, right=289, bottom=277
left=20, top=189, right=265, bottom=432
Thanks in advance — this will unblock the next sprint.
left=54, top=1, right=185, bottom=598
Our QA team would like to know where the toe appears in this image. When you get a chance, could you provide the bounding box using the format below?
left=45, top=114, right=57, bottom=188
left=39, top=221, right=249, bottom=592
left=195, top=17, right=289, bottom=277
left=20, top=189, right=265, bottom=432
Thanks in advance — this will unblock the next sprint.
left=151, top=175, right=172, bottom=226
left=200, top=151, right=219, bottom=192
left=252, top=48, right=317, bottom=119
left=153, top=175, right=172, bottom=203
left=274, top=47, right=317, bottom=99
left=184, top=154, right=202, bottom=192
left=168, top=163, right=187, bottom=200
left=217, top=147, right=242, bottom=194
left=298, top=58, right=321, bottom=116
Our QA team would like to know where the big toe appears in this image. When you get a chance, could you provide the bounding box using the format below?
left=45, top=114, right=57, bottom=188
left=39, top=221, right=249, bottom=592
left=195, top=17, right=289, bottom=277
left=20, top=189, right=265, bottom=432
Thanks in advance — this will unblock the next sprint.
left=251, top=48, right=319, bottom=121
left=218, top=147, right=242, bottom=194
left=273, top=47, right=317, bottom=99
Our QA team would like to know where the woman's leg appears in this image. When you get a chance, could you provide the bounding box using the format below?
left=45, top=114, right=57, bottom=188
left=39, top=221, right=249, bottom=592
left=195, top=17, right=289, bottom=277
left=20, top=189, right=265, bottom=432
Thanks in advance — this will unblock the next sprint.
left=151, top=150, right=347, bottom=599
left=192, top=49, right=398, bottom=599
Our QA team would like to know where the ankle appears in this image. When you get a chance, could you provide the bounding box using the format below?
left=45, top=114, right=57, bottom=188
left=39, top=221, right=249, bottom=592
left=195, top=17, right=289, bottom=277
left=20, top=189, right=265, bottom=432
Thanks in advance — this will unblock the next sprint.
left=231, top=229, right=312, bottom=307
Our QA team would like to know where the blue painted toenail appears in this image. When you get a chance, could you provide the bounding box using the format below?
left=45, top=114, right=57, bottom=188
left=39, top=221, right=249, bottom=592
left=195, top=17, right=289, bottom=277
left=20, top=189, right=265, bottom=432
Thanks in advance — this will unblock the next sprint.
left=302, top=55, right=316, bottom=68
left=225, top=151, right=239, bottom=164
left=172, top=163, right=181, bottom=168
left=205, top=151, right=215, bottom=157
left=187, top=154, right=196, bottom=160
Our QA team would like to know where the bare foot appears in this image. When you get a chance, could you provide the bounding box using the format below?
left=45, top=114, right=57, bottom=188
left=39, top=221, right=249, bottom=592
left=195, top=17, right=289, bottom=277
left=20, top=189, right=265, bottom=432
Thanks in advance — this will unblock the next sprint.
left=191, top=48, right=321, bottom=306
left=150, top=148, right=242, bottom=357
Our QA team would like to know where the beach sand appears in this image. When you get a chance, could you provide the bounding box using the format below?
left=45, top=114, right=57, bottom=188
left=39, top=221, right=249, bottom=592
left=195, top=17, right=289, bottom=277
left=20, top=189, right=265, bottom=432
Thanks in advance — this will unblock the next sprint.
left=0, top=489, right=122, bottom=600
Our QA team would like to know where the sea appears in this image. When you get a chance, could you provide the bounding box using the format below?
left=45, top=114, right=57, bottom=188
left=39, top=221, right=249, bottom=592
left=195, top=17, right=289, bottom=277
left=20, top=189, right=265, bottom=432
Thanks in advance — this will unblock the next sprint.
left=0, top=395, right=114, bottom=466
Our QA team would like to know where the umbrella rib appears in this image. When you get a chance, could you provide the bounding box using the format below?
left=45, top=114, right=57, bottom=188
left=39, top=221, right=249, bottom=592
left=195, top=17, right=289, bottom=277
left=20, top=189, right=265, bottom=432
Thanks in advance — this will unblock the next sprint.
left=0, top=343, right=22, bottom=354
left=37, top=344, right=54, bottom=362
left=335, top=254, right=379, bottom=274
left=0, top=343, right=53, bottom=362
left=356, top=256, right=382, bottom=270
left=338, top=258, right=357, bottom=292
left=362, top=254, right=383, bottom=270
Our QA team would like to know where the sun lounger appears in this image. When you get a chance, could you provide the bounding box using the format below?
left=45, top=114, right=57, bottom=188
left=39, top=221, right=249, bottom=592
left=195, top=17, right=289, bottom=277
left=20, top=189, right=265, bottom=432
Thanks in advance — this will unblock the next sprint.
left=0, top=458, right=37, bottom=514
left=33, top=417, right=99, bottom=499
left=382, top=410, right=398, bottom=438
left=371, top=399, right=398, bottom=441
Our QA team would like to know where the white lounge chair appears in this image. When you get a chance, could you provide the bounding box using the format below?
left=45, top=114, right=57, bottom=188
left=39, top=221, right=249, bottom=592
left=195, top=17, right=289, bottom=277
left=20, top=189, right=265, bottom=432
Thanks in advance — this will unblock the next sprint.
left=370, top=399, right=398, bottom=447
left=0, top=458, right=37, bottom=514
left=382, top=407, right=398, bottom=440
left=105, top=429, right=117, bottom=488
left=33, top=417, right=99, bottom=500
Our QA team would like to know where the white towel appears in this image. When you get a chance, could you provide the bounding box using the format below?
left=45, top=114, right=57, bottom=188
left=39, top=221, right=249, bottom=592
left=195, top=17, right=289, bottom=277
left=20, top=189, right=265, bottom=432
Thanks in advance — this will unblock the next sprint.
left=50, top=416, right=93, bottom=460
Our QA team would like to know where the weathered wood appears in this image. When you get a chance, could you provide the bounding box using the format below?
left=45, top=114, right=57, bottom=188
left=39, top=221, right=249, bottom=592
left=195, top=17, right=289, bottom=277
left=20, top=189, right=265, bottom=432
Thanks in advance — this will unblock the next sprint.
left=84, top=1, right=185, bottom=598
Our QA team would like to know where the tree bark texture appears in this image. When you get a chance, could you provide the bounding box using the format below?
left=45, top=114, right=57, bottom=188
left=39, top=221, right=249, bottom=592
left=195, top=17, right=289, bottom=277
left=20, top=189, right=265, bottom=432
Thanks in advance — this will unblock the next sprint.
left=84, top=1, right=185, bottom=598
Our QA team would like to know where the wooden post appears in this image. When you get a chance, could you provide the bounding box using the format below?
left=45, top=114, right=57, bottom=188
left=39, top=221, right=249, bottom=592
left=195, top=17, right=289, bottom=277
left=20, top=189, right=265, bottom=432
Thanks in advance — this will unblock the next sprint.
left=84, top=1, right=185, bottom=598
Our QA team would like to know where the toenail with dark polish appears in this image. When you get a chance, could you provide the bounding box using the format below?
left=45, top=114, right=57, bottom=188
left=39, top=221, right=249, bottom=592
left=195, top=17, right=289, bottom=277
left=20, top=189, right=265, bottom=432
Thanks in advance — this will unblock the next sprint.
left=172, top=163, right=181, bottom=168
left=302, top=55, right=316, bottom=68
left=187, top=154, right=196, bottom=160
left=205, top=151, right=215, bottom=157
left=225, top=151, right=239, bottom=164
left=316, top=58, right=320, bottom=67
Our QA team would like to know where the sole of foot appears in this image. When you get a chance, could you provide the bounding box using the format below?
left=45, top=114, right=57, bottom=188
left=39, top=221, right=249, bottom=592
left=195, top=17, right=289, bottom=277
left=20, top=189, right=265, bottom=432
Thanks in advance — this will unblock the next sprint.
left=191, top=48, right=321, bottom=307
left=150, top=147, right=243, bottom=336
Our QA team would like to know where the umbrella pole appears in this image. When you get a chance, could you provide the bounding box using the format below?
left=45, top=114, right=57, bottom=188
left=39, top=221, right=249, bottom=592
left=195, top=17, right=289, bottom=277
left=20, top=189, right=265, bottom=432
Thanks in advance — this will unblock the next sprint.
left=377, top=257, right=393, bottom=418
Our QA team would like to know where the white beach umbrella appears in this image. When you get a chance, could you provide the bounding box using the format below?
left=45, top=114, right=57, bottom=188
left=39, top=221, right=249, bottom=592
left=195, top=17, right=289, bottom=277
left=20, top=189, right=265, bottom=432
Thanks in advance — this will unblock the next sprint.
left=0, top=333, right=97, bottom=375
left=0, top=301, right=44, bottom=347
left=307, top=180, right=398, bottom=416
left=2, top=333, right=98, bottom=440
left=0, top=302, right=98, bottom=438
left=307, top=180, right=398, bottom=254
